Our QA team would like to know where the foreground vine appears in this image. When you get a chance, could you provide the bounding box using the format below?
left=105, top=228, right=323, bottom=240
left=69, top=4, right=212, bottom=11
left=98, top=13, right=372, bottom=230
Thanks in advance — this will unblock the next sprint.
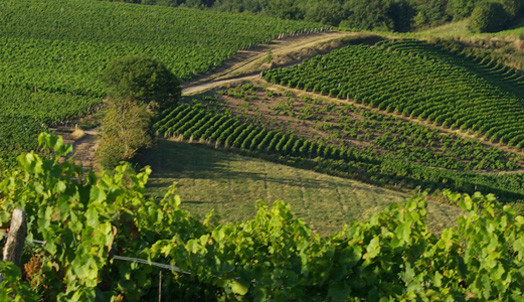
left=0, top=133, right=522, bottom=300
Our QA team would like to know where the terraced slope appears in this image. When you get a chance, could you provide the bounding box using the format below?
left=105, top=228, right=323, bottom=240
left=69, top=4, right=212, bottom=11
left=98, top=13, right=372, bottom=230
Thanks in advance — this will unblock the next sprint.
left=152, top=99, right=524, bottom=203
left=263, top=40, right=524, bottom=151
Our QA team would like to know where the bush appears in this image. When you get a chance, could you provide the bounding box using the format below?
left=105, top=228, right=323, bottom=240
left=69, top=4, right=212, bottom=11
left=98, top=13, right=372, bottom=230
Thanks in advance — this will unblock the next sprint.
left=96, top=99, right=153, bottom=169
left=469, top=2, right=509, bottom=33
left=101, top=55, right=181, bottom=110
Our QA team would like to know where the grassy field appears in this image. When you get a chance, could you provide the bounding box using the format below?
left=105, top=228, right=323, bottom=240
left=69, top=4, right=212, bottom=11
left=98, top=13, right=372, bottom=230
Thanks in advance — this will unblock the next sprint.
left=417, top=20, right=471, bottom=36
left=497, top=22, right=524, bottom=37
left=136, top=140, right=462, bottom=235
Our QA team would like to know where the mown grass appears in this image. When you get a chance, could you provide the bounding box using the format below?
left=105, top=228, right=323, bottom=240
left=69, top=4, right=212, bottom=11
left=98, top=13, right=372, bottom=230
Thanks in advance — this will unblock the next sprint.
left=136, top=140, right=462, bottom=235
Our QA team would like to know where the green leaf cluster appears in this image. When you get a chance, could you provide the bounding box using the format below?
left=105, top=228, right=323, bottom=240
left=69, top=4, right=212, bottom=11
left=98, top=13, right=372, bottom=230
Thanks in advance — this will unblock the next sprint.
left=101, top=55, right=181, bottom=109
left=1, top=133, right=523, bottom=300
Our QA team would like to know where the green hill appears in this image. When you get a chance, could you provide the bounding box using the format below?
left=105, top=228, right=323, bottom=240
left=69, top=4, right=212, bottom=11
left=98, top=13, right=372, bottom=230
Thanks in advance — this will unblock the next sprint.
left=0, top=0, right=319, bottom=165
left=263, top=40, right=524, bottom=151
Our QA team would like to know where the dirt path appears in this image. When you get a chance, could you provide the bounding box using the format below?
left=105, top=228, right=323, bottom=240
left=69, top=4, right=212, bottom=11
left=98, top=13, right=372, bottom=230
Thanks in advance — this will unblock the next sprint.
left=182, top=74, right=258, bottom=96
left=182, top=31, right=379, bottom=89
left=53, top=128, right=99, bottom=170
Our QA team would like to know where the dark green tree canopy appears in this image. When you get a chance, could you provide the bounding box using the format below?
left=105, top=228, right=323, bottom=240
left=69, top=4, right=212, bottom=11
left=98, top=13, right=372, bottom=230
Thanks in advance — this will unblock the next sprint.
left=101, top=55, right=181, bottom=109
left=469, top=1, right=509, bottom=33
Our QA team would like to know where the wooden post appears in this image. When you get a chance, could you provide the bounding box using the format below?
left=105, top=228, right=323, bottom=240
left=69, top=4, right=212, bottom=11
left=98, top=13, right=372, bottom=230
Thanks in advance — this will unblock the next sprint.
left=2, top=208, right=27, bottom=267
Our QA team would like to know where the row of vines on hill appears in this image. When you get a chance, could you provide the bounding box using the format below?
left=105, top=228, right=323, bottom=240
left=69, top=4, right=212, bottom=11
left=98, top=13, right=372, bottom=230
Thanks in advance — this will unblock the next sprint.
left=216, top=84, right=520, bottom=171
left=0, top=133, right=523, bottom=301
left=1, top=0, right=323, bottom=96
left=154, top=103, right=524, bottom=202
left=0, top=0, right=322, bottom=163
left=262, top=40, right=524, bottom=151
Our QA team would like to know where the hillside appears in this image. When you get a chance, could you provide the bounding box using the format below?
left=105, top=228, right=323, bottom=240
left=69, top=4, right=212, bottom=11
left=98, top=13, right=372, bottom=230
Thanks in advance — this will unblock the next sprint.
left=1, top=0, right=524, bottom=299
left=263, top=40, right=524, bottom=151
left=0, top=0, right=320, bottom=165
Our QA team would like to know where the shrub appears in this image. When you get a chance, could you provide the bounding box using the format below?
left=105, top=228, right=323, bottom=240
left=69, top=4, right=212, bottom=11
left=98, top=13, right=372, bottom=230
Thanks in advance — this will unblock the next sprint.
left=96, top=99, right=152, bottom=170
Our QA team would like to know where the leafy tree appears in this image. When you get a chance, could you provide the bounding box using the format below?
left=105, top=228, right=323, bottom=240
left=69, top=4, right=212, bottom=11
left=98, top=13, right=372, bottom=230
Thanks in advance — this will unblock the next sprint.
left=302, top=0, right=346, bottom=26
left=469, top=1, right=509, bottom=33
left=98, top=55, right=178, bottom=169
left=414, top=0, right=450, bottom=27
left=496, top=0, right=524, bottom=18
left=389, top=0, right=417, bottom=32
left=101, top=55, right=181, bottom=110
left=340, top=0, right=415, bottom=32
left=446, top=0, right=476, bottom=19
left=341, top=0, right=395, bottom=31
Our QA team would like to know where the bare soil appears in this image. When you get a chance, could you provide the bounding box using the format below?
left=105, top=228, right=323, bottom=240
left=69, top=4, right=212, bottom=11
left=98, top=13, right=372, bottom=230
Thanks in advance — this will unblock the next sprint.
left=54, top=127, right=99, bottom=170
left=182, top=31, right=382, bottom=93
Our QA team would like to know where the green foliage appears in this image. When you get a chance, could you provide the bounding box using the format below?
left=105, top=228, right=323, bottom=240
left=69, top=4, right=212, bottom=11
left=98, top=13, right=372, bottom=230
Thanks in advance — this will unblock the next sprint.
left=469, top=2, right=509, bottom=33
left=414, top=0, right=450, bottom=27
left=0, top=0, right=320, bottom=163
left=263, top=40, right=524, bottom=153
left=0, top=261, right=38, bottom=301
left=341, top=0, right=396, bottom=31
left=1, top=135, right=523, bottom=300
left=96, top=99, right=153, bottom=169
left=101, top=55, right=181, bottom=109
left=447, top=0, right=477, bottom=19
left=497, top=0, right=524, bottom=18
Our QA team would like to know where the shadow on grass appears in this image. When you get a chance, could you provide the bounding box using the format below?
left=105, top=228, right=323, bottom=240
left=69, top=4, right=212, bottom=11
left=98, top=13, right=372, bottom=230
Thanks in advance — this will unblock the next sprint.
left=135, top=139, right=372, bottom=191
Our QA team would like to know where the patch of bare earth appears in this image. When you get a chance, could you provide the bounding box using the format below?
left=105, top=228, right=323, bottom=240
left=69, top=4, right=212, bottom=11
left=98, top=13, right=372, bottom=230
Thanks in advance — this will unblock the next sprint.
left=54, top=127, right=99, bottom=170
left=182, top=31, right=382, bottom=95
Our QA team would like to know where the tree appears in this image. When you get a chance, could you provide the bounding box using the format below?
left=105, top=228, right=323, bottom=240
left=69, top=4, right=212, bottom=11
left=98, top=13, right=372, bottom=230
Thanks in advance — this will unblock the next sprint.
left=341, top=0, right=395, bottom=31
left=97, top=55, right=179, bottom=169
left=447, top=0, right=476, bottom=20
left=389, top=0, right=417, bottom=32
left=414, top=0, right=450, bottom=28
left=496, top=0, right=523, bottom=18
left=101, top=55, right=181, bottom=110
left=469, top=1, right=509, bottom=33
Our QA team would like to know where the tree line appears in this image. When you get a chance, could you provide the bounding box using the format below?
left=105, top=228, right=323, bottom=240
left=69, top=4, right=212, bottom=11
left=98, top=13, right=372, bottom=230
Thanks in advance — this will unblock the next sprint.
left=100, top=0, right=524, bottom=32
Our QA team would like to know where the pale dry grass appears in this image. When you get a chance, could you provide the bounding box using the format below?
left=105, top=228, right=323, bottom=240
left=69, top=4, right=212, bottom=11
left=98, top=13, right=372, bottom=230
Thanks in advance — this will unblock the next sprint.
left=71, top=128, right=86, bottom=141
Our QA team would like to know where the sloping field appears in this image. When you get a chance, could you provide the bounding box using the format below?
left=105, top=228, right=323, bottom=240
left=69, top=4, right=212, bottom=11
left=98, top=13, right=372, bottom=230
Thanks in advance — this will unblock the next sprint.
left=137, top=140, right=462, bottom=235
left=0, top=0, right=319, bottom=164
left=263, top=40, right=524, bottom=151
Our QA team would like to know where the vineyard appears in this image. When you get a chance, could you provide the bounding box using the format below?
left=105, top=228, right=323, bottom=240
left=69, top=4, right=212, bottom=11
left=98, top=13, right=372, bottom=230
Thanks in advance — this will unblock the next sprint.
left=0, top=0, right=320, bottom=164
left=0, top=134, right=522, bottom=300
left=262, top=40, right=524, bottom=151
left=212, top=83, right=521, bottom=171
left=152, top=99, right=524, bottom=204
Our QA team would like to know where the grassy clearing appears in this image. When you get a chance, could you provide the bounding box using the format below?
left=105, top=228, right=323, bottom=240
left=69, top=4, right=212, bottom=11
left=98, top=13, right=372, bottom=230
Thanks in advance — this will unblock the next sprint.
left=136, top=140, right=462, bottom=235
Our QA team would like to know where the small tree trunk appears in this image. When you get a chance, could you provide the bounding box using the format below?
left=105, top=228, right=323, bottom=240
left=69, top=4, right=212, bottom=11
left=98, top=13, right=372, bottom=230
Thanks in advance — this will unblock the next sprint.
left=2, top=208, right=27, bottom=267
